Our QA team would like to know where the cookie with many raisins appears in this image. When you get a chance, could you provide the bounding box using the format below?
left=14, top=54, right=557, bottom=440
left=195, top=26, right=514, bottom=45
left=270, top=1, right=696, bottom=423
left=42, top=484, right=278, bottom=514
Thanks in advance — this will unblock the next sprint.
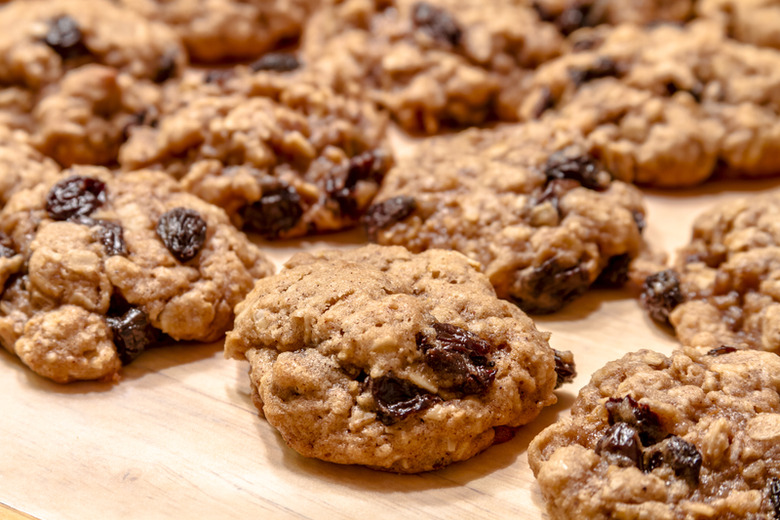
left=301, top=0, right=564, bottom=133
left=0, top=0, right=185, bottom=166
left=529, top=348, right=780, bottom=520
left=119, top=68, right=391, bottom=239
left=641, top=190, right=780, bottom=356
left=498, top=18, right=780, bottom=187
left=0, top=167, right=274, bottom=383
left=225, top=244, right=574, bottom=473
left=364, top=120, right=646, bottom=314
left=116, top=0, right=317, bottom=63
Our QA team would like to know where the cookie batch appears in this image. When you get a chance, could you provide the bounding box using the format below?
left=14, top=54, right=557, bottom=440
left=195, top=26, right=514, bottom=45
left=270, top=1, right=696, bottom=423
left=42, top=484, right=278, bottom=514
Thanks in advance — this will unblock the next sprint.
left=0, top=0, right=779, bottom=516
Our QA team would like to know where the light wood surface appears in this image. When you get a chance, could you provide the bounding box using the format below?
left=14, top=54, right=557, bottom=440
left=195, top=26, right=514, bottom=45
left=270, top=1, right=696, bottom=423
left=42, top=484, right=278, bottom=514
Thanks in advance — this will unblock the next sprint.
left=2, top=177, right=779, bottom=520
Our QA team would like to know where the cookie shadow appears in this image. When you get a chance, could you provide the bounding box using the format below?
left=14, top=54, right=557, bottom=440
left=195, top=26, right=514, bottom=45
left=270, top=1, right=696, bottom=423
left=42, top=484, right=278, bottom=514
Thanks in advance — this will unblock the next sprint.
left=641, top=177, right=780, bottom=198
left=2, top=339, right=222, bottom=395
left=532, top=287, right=634, bottom=323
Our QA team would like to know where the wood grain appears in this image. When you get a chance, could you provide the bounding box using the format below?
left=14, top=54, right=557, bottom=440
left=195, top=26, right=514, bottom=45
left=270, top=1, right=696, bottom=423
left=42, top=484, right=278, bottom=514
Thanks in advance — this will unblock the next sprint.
left=2, top=179, right=779, bottom=520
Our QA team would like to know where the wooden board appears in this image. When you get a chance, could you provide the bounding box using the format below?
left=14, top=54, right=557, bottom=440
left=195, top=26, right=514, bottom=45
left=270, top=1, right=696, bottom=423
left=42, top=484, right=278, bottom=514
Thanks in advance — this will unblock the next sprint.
left=2, top=177, right=780, bottom=520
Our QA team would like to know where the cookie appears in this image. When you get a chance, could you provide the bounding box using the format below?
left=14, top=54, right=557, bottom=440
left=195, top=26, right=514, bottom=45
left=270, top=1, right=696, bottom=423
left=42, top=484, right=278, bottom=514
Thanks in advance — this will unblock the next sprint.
left=119, top=68, right=391, bottom=239
left=224, top=244, right=575, bottom=473
left=301, top=0, right=564, bottom=133
left=0, top=167, right=274, bottom=383
left=0, top=0, right=186, bottom=166
left=363, top=120, right=646, bottom=314
left=639, top=191, right=780, bottom=356
left=700, top=0, right=780, bottom=50
left=529, top=348, right=780, bottom=520
left=118, top=0, right=316, bottom=62
left=498, top=20, right=780, bottom=187
left=0, top=127, right=60, bottom=209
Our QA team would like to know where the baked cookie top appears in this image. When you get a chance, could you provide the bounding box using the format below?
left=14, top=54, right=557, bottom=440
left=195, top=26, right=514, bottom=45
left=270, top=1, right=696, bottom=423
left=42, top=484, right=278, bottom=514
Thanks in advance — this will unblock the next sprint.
left=118, top=0, right=317, bottom=62
left=301, top=0, right=564, bottom=133
left=0, top=127, right=60, bottom=209
left=700, top=0, right=780, bottom=50
left=0, top=167, right=274, bottom=383
left=638, top=190, right=780, bottom=356
left=364, top=120, right=646, bottom=314
left=499, top=19, right=780, bottom=187
left=531, top=0, right=697, bottom=33
left=529, top=348, right=780, bottom=520
left=0, top=0, right=185, bottom=166
left=225, top=244, right=574, bottom=473
left=119, top=68, right=391, bottom=239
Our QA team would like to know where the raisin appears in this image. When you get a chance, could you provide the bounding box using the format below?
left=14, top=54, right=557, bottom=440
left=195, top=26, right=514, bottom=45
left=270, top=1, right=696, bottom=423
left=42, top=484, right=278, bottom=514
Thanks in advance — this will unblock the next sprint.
left=707, top=345, right=738, bottom=356
left=492, top=426, right=519, bottom=444
left=631, top=210, right=646, bottom=234
left=412, top=2, right=462, bottom=46
left=768, top=477, right=780, bottom=519
left=204, top=69, right=234, bottom=85
left=606, top=395, right=666, bottom=446
left=644, top=436, right=702, bottom=486
left=241, top=186, right=303, bottom=239
left=370, top=375, right=440, bottom=425
left=570, top=57, right=620, bottom=87
left=553, top=349, right=576, bottom=389
left=418, top=322, right=497, bottom=395
left=641, top=270, right=684, bottom=324
left=153, top=51, right=178, bottom=83
left=533, top=2, right=595, bottom=36
left=250, top=52, right=301, bottom=73
left=106, top=307, right=157, bottom=365
left=363, top=196, right=417, bottom=239
left=544, top=148, right=610, bottom=191
left=96, top=220, right=127, bottom=256
left=44, top=15, right=90, bottom=61
left=0, top=232, right=15, bottom=258
left=665, top=81, right=703, bottom=103
left=596, top=423, right=643, bottom=469
left=156, top=208, right=207, bottom=262
left=513, top=258, right=590, bottom=314
left=595, top=253, right=632, bottom=288
left=329, top=151, right=390, bottom=219
left=46, top=176, right=107, bottom=221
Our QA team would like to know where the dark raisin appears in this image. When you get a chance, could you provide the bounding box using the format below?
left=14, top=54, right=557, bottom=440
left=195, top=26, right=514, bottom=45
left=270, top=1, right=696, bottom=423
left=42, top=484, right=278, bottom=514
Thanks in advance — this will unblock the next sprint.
left=329, top=151, right=390, bottom=219
left=553, top=349, right=576, bottom=388
left=156, top=208, right=207, bottom=262
left=153, top=51, right=178, bottom=83
left=106, top=307, right=157, bottom=365
left=370, top=374, right=440, bottom=425
left=204, top=69, right=234, bottom=84
left=513, top=258, right=590, bottom=314
left=241, top=186, right=303, bottom=239
left=707, top=345, right=738, bottom=356
left=418, top=322, right=497, bottom=395
left=492, top=425, right=519, bottom=444
left=595, top=253, right=632, bottom=288
left=570, top=57, right=620, bottom=87
left=533, top=2, right=595, bottom=36
left=768, top=477, right=780, bottom=519
left=412, top=2, right=462, bottom=46
left=606, top=395, right=666, bottom=446
left=665, top=81, right=703, bottom=103
left=0, top=232, right=15, bottom=258
left=544, top=148, right=610, bottom=191
left=46, top=176, right=107, bottom=221
left=530, top=86, right=555, bottom=119
left=596, top=422, right=643, bottom=469
left=632, top=210, right=646, bottom=234
left=44, top=15, right=90, bottom=61
left=96, top=220, right=127, bottom=256
left=641, top=270, right=684, bottom=324
left=250, top=52, right=301, bottom=73
left=363, top=196, right=417, bottom=239
left=643, top=436, right=702, bottom=486
left=532, top=178, right=580, bottom=215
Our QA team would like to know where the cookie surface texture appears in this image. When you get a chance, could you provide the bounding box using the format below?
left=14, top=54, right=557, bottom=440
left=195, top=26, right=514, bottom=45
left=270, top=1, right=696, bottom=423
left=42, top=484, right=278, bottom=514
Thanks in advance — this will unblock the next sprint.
left=225, top=244, right=569, bottom=473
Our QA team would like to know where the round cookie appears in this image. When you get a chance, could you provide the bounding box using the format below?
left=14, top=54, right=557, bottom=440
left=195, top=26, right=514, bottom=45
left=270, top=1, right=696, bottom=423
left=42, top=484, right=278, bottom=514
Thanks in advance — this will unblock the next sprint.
left=0, top=167, right=274, bottom=383
left=640, top=190, right=780, bottom=356
left=498, top=19, right=780, bottom=187
left=0, top=0, right=186, bottom=166
left=529, top=348, right=780, bottom=520
left=363, top=120, right=646, bottom=314
left=225, top=244, right=575, bottom=473
left=117, top=0, right=317, bottom=62
left=119, top=68, right=391, bottom=239
left=301, top=0, right=564, bottom=133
